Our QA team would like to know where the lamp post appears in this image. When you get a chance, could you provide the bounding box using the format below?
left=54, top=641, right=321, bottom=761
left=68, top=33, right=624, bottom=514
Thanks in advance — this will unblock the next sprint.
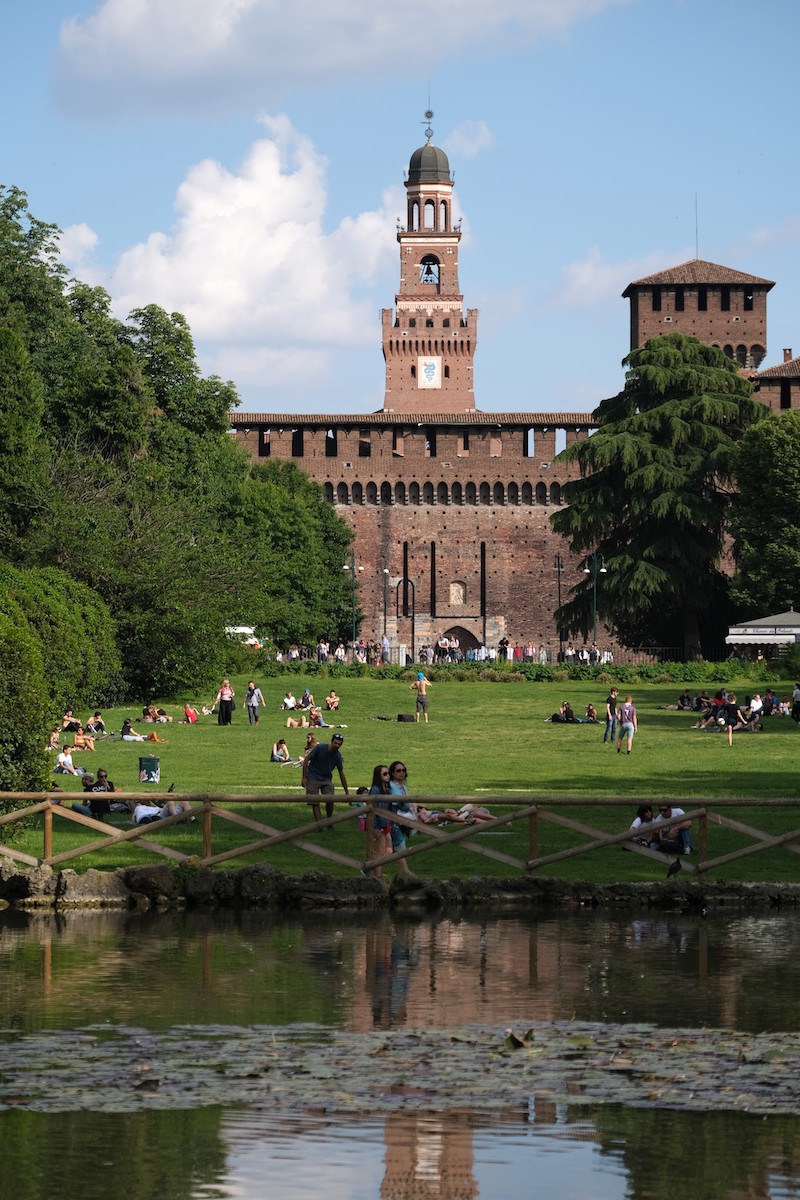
left=583, top=553, right=607, bottom=646
left=343, top=552, right=363, bottom=650
left=553, top=554, right=565, bottom=662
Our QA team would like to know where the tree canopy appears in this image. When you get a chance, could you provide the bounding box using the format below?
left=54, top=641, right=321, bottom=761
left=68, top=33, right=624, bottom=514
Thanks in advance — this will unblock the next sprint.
left=551, top=333, right=765, bottom=655
left=0, top=186, right=356, bottom=708
left=729, top=408, right=800, bottom=617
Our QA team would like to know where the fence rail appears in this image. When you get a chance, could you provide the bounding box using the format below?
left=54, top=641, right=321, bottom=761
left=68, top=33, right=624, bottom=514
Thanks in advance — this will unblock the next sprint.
left=3, top=794, right=800, bottom=879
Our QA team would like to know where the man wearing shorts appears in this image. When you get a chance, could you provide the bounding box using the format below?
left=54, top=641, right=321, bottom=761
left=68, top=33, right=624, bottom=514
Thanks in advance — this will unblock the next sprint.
left=409, top=672, right=432, bottom=723
left=302, top=732, right=349, bottom=823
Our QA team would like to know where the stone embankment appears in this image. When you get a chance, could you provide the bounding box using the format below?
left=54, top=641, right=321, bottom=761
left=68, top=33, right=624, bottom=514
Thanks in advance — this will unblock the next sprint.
left=1, top=860, right=799, bottom=913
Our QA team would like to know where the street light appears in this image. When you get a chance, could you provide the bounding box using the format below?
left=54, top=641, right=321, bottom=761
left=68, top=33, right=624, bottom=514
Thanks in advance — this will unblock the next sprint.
left=583, top=553, right=607, bottom=646
left=553, top=554, right=565, bottom=662
left=343, top=552, right=363, bottom=648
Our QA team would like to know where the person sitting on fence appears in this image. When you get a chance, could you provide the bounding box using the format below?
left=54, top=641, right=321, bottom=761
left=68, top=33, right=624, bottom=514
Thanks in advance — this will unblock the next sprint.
left=133, top=799, right=192, bottom=825
left=627, top=804, right=656, bottom=847
left=120, top=718, right=146, bottom=741
left=650, top=804, right=692, bottom=854
left=325, top=690, right=340, bottom=711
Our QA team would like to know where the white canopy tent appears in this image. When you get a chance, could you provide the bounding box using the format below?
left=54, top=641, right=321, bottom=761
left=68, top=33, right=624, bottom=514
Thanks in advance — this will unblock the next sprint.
left=725, top=608, right=800, bottom=646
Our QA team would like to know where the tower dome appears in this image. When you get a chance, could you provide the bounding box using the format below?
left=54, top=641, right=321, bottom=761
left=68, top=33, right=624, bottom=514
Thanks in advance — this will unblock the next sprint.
left=407, top=142, right=451, bottom=185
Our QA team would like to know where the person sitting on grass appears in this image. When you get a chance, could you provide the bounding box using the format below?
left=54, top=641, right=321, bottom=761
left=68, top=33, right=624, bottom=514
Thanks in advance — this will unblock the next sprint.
left=86, top=712, right=106, bottom=735
left=61, top=709, right=82, bottom=733
left=120, top=718, right=146, bottom=741
left=286, top=713, right=310, bottom=729
left=271, top=738, right=301, bottom=765
left=54, top=747, right=86, bottom=776
left=72, top=725, right=96, bottom=752
left=325, top=689, right=340, bottom=711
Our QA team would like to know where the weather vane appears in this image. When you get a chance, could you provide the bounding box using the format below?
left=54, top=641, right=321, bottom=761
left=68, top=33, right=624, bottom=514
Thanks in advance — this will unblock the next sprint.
left=422, top=107, right=434, bottom=143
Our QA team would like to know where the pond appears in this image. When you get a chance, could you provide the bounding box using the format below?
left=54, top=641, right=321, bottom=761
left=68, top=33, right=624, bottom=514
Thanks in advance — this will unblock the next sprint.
left=2, top=906, right=800, bottom=1198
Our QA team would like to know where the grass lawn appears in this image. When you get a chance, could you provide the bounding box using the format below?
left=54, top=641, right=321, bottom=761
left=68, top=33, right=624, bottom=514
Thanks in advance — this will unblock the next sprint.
left=13, top=675, right=800, bottom=883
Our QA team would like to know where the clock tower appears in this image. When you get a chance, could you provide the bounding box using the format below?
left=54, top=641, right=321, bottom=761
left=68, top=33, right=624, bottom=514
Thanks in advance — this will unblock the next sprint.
left=381, top=114, right=478, bottom=413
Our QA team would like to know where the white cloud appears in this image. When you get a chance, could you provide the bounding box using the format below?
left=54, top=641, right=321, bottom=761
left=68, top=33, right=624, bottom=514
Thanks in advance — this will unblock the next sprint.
left=548, top=246, right=689, bottom=310
left=443, top=121, right=494, bottom=160
left=728, top=215, right=800, bottom=259
left=54, top=0, right=630, bottom=114
left=58, top=117, right=403, bottom=405
left=58, top=222, right=99, bottom=266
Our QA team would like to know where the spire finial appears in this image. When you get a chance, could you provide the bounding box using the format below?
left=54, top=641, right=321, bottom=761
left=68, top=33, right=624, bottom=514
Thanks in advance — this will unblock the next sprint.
left=422, top=107, right=434, bottom=144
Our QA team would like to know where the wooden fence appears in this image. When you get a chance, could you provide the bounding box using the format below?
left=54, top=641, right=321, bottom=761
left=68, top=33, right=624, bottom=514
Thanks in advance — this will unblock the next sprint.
left=2, top=794, right=800, bottom=878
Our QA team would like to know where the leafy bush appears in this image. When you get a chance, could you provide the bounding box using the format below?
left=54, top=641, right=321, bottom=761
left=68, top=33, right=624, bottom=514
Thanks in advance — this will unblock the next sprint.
left=0, top=614, right=50, bottom=811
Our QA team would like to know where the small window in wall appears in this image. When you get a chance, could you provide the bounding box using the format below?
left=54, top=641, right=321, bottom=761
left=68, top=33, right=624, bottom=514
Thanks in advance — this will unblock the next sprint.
left=443, top=318, right=450, bottom=328
left=291, top=428, right=304, bottom=456
left=720, top=287, right=731, bottom=311
left=409, top=317, right=417, bottom=328
left=393, top=429, right=404, bottom=456
left=358, top=428, right=371, bottom=457
left=555, top=429, right=567, bottom=455
left=698, top=286, right=708, bottom=311
left=425, top=319, right=434, bottom=328
left=411, top=364, right=417, bottom=379
left=744, top=290, right=754, bottom=311
left=781, top=380, right=791, bottom=410
left=458, top=430, right=469, bottom=457
left=325, top=427, right=338, bottom=457
left=444, top=365, right=450, bottom=379
left=674, top=287, right=684, bottom=312
left=523, top=428, right=535, bottom=457
left=425, top=428, right=437, bottom=457
left=450, top=581, right=466, bottom=605
left=489, top=433, right=502, bottom=457
left=652, top=287, right=662, bottom=312
left=259, top=431, right=271, bottom=458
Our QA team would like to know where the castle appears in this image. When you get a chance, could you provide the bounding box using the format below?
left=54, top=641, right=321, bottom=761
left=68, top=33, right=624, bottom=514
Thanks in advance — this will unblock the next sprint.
left=232, top=123, right=789, bottom=655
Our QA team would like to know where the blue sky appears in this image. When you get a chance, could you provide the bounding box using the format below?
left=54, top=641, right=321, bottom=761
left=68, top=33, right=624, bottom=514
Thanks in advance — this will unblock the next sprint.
left=4, top=0, right=800, bottom=415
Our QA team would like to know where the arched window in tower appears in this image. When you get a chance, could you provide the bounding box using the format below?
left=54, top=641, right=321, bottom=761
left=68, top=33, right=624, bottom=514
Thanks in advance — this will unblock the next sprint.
left=444, top=364, right=450, bottom=379
left=723, top=344, right=734, bottom=358
left=550, top=482, right=562, bottom=505
left=336, top=482, right=349, bottom=504
left=411, top=201, right=419, bottom=231
left=423, top=482, right=435, bottom=505
left=409, top=481, right=420, bottom=505
left=522, top=482, right=533, bottom=505
left=395, top=481, right=407, bottom=505
left=366, top=482, right=378, bottom=505
left=440, top=200, right=448, bottom=230
left=437, top=482, right=449, bottom=505
left=411, top=364, right=417, bottom=379
left=452, top=482, right=463, bottom=505
left=508, top=482, right=519, bottom=505
left=323, top=483, right=334, bottom=503
left=535, top=482, right=547, bottom=505
left=449, top=581, right=466, bottom=606
left=751, top=343, right=765, bottom=369
left=736, top=344, right=748, bottom=366
left=479, top=482, right=491, bottom=505
left=465, top=482, right=477, bottom=505
left=352, top=482, right=363, bottom=504
left=493, top=482, right=505, bottom=506
left=419, top=255, right=440, bottom=286
left=424, top=199, right=435, bottom=230
left=380, top=482, right=392, bottom=505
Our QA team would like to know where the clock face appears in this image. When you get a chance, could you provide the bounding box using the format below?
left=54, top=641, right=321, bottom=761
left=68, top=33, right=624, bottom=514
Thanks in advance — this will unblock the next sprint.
left=418, top=357, right=442, bottom=389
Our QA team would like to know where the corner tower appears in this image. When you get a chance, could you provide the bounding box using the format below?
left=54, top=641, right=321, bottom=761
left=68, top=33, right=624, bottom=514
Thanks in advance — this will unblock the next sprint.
left=381, top=114, right=478, bottom=413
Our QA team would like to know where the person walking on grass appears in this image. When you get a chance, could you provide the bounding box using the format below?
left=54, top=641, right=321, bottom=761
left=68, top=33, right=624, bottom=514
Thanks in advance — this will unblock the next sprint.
left=302, top=732, right=350, bottom=824
left=409, top=672, right=432, bottom=723
left=616, top=695, right=637, bottom=755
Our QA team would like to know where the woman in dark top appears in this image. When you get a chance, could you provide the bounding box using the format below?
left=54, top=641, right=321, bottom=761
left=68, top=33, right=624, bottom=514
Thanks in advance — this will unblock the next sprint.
left=722, top=693, right=746, bottom=746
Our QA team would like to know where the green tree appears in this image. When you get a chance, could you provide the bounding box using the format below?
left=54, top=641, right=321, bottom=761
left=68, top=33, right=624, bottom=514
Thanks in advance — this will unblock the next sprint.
left=551, top=333, right=764, bottom=656
left=0, top=614, right=50, bottom=800
left=0, top=327, right=48, bottom=557
left=730, top=408, right=800, bottom=615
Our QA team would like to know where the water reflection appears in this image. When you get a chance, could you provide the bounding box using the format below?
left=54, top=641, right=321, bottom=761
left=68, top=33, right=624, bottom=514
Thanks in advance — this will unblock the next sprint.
left=3, top=907, right=800, bottom=1034
left=4, top=908, right=800, bottom=1197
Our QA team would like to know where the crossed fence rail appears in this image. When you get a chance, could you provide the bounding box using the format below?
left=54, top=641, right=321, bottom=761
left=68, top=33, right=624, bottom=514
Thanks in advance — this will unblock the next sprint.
left=2, top=794, right=800, bottom=878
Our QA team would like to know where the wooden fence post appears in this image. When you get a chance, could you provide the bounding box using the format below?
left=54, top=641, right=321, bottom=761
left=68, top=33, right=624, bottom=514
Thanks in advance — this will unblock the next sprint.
left=699, top=811, right=708, bottom=868
left=202, top=805, right=212, bottom=859
left=43, top=803, right=53, bottom=861
left=528, top=807, right=538, bottom=869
